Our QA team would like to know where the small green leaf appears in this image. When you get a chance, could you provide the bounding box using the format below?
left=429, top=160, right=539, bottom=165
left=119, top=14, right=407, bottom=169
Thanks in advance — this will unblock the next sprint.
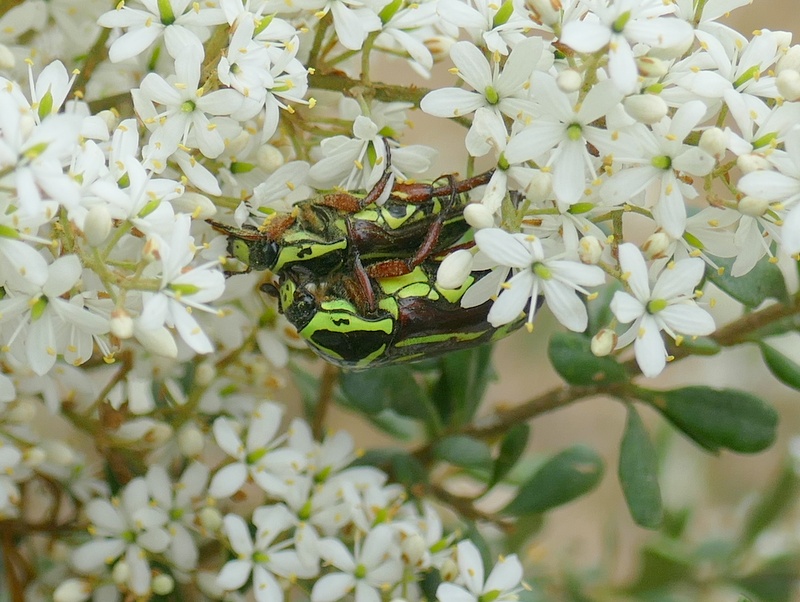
left=646, top=386, right=778, bottom=453
left=760, top=343, right=800, bottom=390
left=705, top=255, right=790, bottom=308
left=678, top=336, right=721, bottom=356
left=502, top=444, right=604, bottom=515
left=490, top=423, right=530, bottom=487
left=433, top=436, right=493, bottom=472
left=432, top=345, right=495, bottom=427
left=739, top=459, right=800, bottom=549
left=548, top=332, right=628, bottom=386
left=340, top=366, right=434, bottom=422
left=619, top=406, right=663, bottom=529
left=391, top=453, right=427, bottom=490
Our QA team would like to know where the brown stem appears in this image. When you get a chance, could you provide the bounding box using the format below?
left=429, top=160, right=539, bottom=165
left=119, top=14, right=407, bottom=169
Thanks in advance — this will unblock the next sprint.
left=2, top=528, right=25, bottom=602
left=468, top=295, right=800, bottom=440
left=430, top=484, right=515, bottom=532
left=312, top=363, right=339, bottom=440
left=73, top=28, right=110, bottom=98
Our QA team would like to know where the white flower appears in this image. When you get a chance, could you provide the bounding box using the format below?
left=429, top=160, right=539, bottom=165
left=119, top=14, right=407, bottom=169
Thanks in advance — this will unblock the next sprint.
left=311, top=524, right=404, bottom=602
left=137, top=211, right=225, bottom=354
left=610, top=243, right=716, bottom=378
left=601, top=101, right=716, bottom=238
left=421, top=38, right=541, bottom=156
left=504, top=73, right=624, bottom=209
left=133, top=46, right=244, bottom=161
left=560, top=0, right=693, bottom=94
left=97, top=0, right=225, bottom=62
left=71, top=478, right=170, bottom=597
left=209, top=401, right=306, bottom=498
left=436, top=0, right=537, bottom=55
left=146, top=462, right=209, bottom=571
left=0, top=255, right=109, bottom=375
left=473, top=228, right=606, bottom=332
left=296, top=0, right=381, bottom=51
left=674, top=29, right=781, bottom=139
left=436, top=540, right=522, bottom=602
left=0, top=92, right=81, bottom=216
left=217, top=508, right=314, bottom=602
left=309, top=117, right=433, bottom=191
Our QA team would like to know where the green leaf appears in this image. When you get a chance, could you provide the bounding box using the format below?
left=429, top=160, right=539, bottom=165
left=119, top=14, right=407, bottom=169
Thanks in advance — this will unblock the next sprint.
left=390, top=452, right=427, bottom=490
left=433, top=436, right=493, bottom=472
left=646, top=386, right=777, bottom=453
left=619, top=406, right=663, bottom=529
left=548, top=332, right=628, bottom=386
left=759, top=343, right=800, bottom=390
left=734, top=556, right=800, bottom=602
left=705, top=255, right=790, bottom=308
left=586, top=280, right=621, bottom=335
left=340, top=366, right=439, bottom=426
left=502, top=444, right=604, bottom=515
left=739, top=459, right=800, bottom=549
left=432, top=345, right=495, bottom=427
left=490, top=423, right=530, bottom=487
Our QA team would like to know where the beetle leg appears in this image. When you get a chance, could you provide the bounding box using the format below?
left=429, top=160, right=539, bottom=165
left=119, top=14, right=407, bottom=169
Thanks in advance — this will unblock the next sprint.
left=358, top=137, right=394, bottom=208
left=366, top=175, right=463, bottom=279
left=391, top=169, right=495, bottom=204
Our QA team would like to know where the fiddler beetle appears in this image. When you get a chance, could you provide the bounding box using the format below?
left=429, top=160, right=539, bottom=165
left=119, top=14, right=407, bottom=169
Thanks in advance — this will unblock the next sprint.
left=208, top=143, right=493, bottom=282
left=272, top=261, right=528, bottom=369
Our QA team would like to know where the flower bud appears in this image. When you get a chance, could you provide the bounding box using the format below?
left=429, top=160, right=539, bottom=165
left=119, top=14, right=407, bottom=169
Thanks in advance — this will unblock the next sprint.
left=642, top=231, right=672, bottom=259
left=777, top=69, right=800, bottom=101
left=152, top=574, right=175, bottom=596
left=401, top=533, right=427, bottom=567
left=0, top=44, right=14, bottom=70
left=42, top=441, right=77, bottom=466
left=738, top=196, right=770, bottom=217
left=439, top=557, right=458, bottom=582
left=53, top=579, right=91, bottom=602
left=146, top=422, right=173, bottom=446
left=96, top=110, right=118, bottom=132
left=699, top=127, right=726, bottom=159
left=24, top=446, right=46, bottom=467
left=525, top=170, right=553, bottom=203
left=6, top=399, right=37, bottom=424
left=135, top=325, right=178, bottom=358
left=737, top=153, right=770, bottom=173
left=112, top=560, right=130, bottom=585
left=526, top=0, right=561, bottom=25
left=178, top=424, right=205, bottom=457
left=623, top=94, right=667, bottom=124
left=427, top=35, right=455, bottom=61
left=591, top=329, right=617, bottom=357
left=778, top=45, right=800, bottom=73
left=111, top=309, right=134, bottom=339
left=199, top=506, right=223, bottom=532
left=578, top=235, right=602, bottom=264
left=172, top=192, right=217, bottom=219
left=257, top=144, right=285, bottom=173
left=774, top=31, right=793, bottom=53
left=84, top=205, right=112, bottom=247
left=557, top=69, right=582, bottom=93
left=195, top=361, right=216, bottom=386
left=464, top=203, right=495, bottom=230
left=436, top=249, right=474, bottom=289
left=636, top=56, right=669, bottom=78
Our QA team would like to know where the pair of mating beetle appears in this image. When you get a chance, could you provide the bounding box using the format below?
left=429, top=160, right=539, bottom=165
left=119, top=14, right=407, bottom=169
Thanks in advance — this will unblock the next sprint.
left=211, top=146, right=525, bottom=368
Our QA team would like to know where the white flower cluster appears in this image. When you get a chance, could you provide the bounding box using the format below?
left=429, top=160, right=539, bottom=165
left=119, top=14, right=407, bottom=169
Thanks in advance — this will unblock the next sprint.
left=0, top=0, right=797, bottom=598
left=426, top=0, right=800, bottom=377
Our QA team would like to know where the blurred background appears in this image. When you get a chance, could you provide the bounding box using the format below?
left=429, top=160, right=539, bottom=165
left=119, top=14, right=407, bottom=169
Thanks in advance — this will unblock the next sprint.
left=327, top=1, right=800, bottom=598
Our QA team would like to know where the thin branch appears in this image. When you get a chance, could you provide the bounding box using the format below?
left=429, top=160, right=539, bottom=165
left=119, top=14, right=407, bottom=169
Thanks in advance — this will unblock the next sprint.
left=312, top=362, right=339, bottom=440
left=430, top=484, right=515, bottom=532
left=467, top=295, right=800, bottom=440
